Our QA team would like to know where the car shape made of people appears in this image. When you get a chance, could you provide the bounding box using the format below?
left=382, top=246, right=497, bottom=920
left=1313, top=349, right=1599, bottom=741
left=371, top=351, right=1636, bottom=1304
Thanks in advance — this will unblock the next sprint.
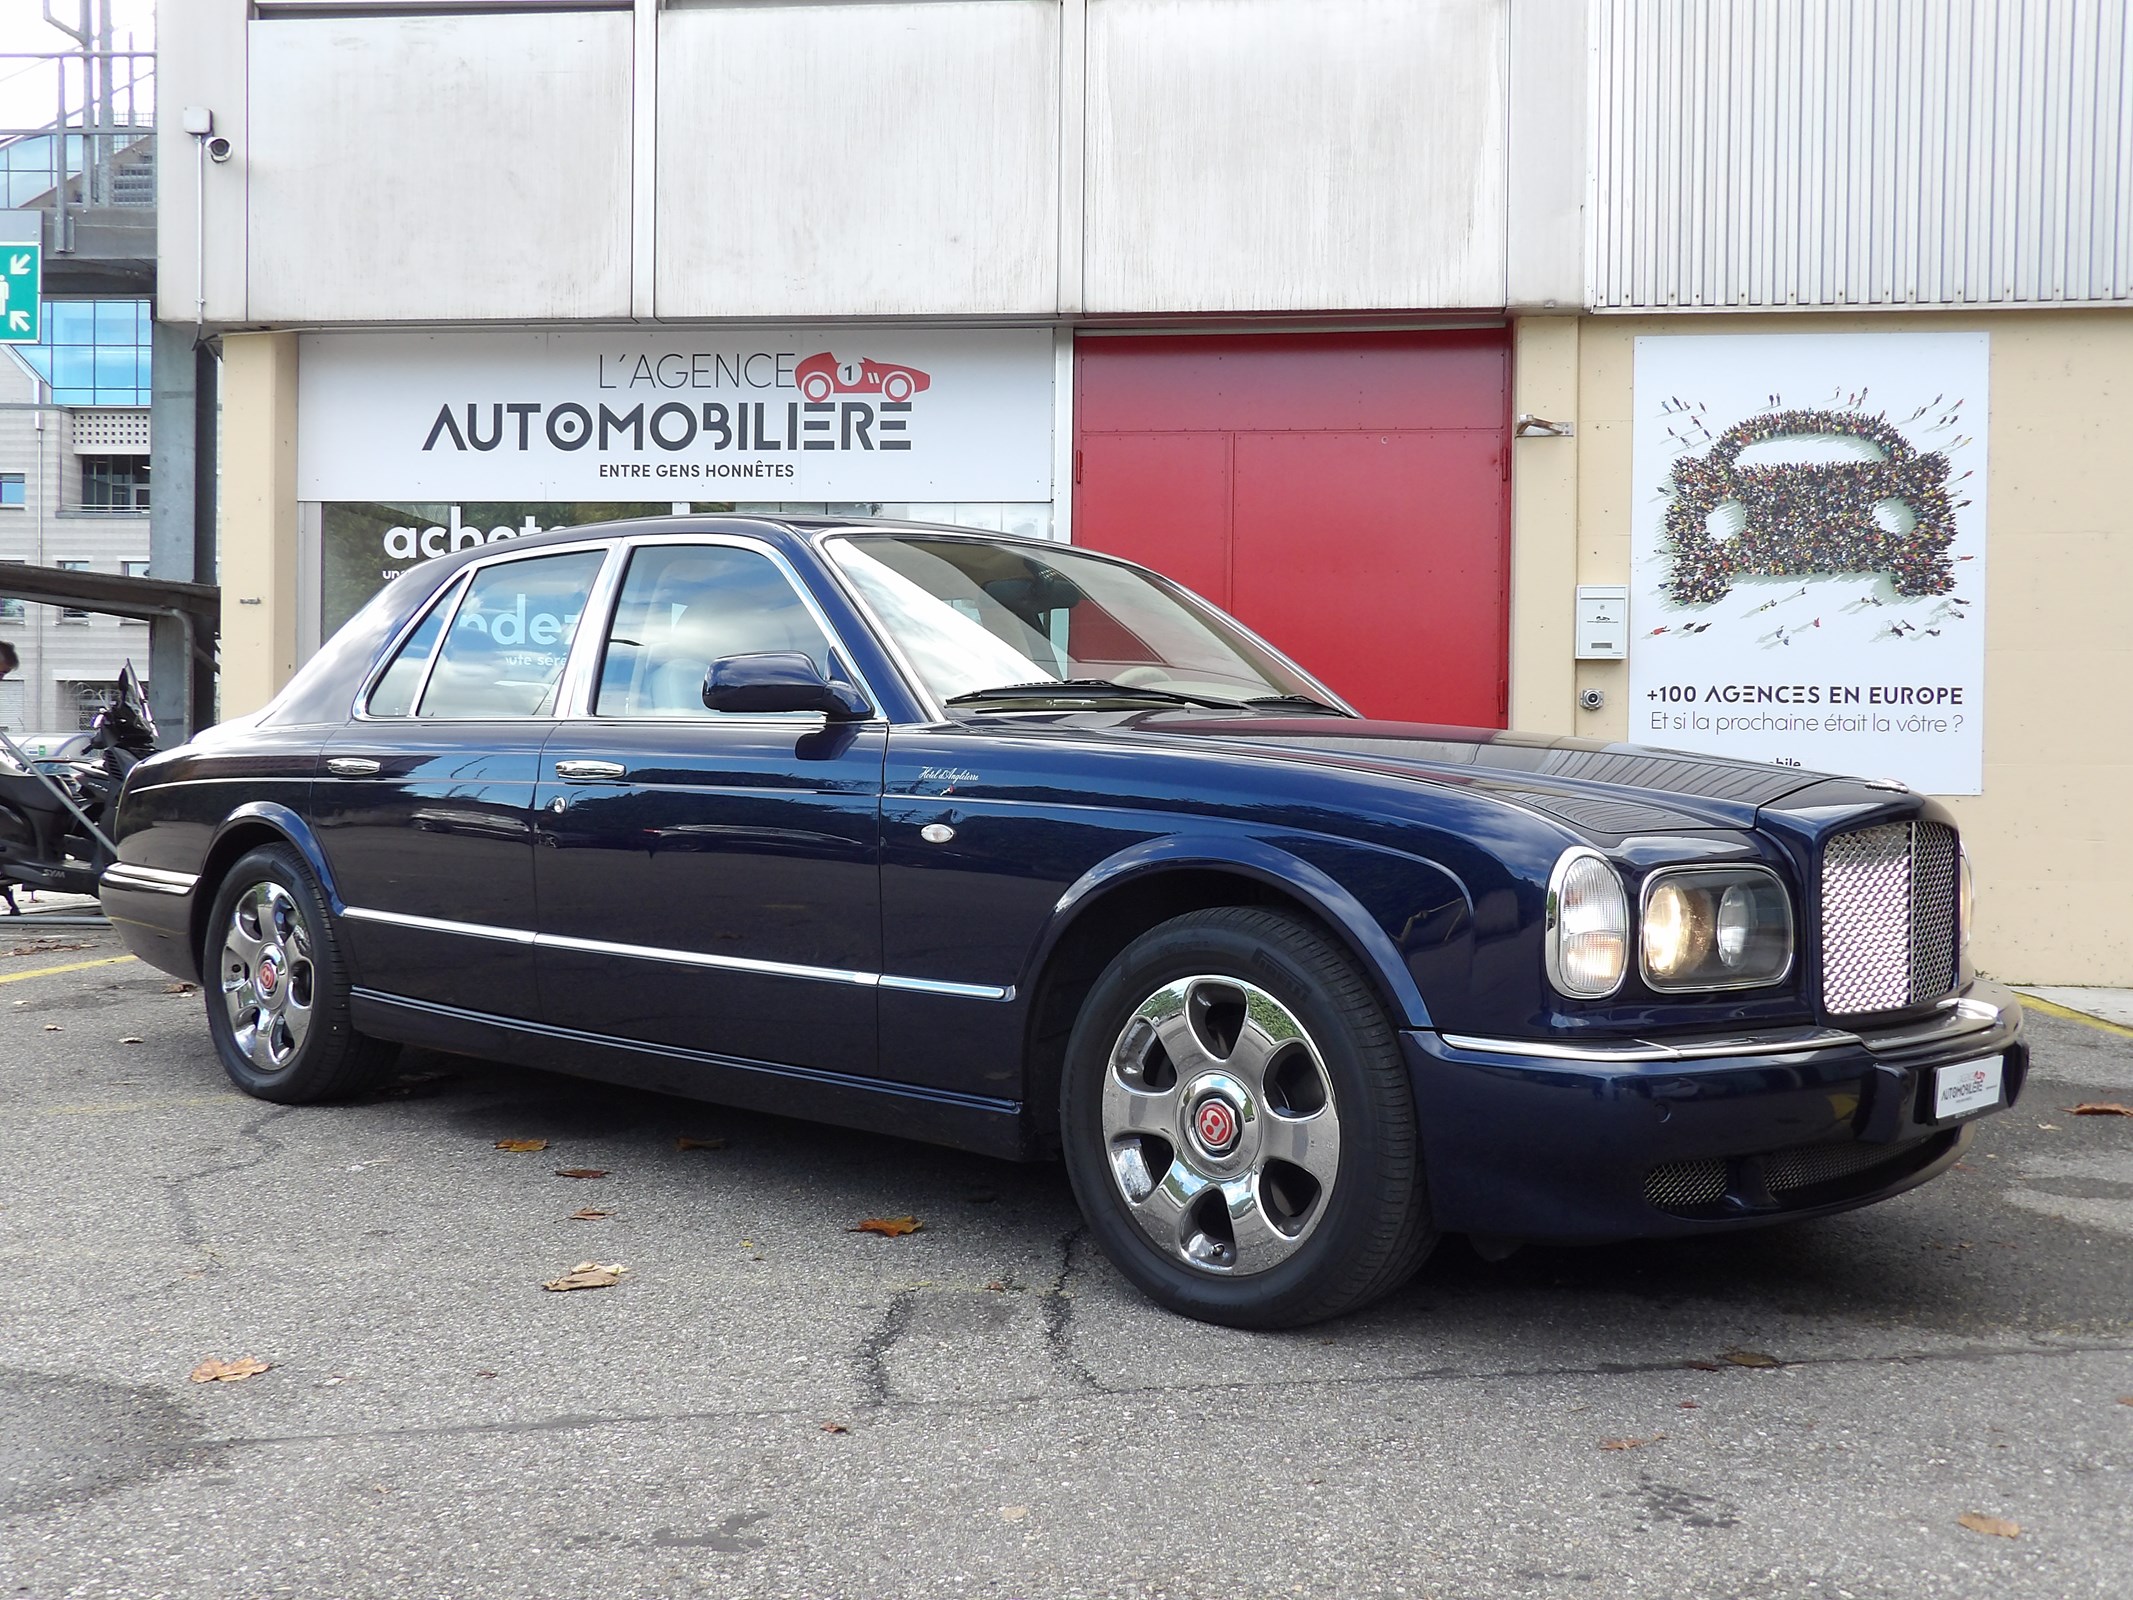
left=794, top=352, right=931, bottom=405
left=98, top=517, right=2026, bottom=1327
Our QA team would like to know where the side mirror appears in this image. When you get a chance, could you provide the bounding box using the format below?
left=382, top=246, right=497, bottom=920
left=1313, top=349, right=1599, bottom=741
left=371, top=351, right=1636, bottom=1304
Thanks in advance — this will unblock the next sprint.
left=703, top=652, right=872, bottom=720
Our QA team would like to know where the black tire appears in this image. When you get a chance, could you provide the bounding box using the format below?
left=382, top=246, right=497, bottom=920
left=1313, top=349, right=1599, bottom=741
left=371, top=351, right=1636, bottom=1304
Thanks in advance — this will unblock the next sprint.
left=1060, top=907, right=1436, bottom=1328
left=201, top=843, right=396, bottom=1103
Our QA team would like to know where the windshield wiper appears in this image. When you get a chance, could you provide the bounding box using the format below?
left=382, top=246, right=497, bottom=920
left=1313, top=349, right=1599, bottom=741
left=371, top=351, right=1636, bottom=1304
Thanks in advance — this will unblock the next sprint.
left=945, top=679, right=1251, bottom=711
left=1241, top=694, right=1354, bottom=717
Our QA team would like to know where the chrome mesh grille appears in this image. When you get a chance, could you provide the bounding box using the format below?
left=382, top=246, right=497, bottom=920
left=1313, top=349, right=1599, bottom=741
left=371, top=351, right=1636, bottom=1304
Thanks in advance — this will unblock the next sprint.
left=1643, top=1158, right=1728, bottom=1211
left=1819, top=820, right=1960, bottom=1014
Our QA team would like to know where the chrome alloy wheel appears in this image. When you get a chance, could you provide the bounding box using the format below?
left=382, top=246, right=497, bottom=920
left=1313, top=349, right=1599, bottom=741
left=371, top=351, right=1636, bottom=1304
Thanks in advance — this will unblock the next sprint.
left=1100, top=975, right=1342, bottom=1275
left=219, top=880, right=317, bottom=1072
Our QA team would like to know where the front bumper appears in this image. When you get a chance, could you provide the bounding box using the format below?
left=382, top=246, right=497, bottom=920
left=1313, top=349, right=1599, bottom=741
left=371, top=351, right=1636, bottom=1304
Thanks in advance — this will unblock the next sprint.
left=1407, top=979, right=2027, bottom=1243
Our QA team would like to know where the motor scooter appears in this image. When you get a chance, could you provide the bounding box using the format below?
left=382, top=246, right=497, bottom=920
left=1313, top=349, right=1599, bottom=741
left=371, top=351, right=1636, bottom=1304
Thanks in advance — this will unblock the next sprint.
left=0, top=663, right=160, bottom=913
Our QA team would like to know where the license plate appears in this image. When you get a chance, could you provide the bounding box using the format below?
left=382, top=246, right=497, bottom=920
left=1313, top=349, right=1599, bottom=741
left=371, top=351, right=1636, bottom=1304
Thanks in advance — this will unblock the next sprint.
left=1933, top=1055, right=2005, bottom=1121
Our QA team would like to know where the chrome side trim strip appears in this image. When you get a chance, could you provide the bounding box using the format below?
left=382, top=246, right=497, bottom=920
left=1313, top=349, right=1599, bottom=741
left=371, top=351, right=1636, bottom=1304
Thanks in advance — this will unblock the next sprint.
left=879, top=972, right=1018, bottom=1003
left=100, top=863, right=200, bottom=896
left=339, top=905, right=1013, bottom=1001
left=340, top=906, right=538, bottom=946
left=538, top=929, right=878, bottom=988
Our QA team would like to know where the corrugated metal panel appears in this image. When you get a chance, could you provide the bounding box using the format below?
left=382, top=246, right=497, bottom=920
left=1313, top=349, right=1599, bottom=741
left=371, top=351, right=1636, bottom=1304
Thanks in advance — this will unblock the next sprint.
left=1591, top=0, right=2133, bottom=309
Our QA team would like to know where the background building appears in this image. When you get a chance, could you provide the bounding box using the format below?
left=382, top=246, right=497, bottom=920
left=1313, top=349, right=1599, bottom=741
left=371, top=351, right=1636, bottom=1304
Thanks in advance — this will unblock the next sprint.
left=155, top=0, right=2133, bottom=983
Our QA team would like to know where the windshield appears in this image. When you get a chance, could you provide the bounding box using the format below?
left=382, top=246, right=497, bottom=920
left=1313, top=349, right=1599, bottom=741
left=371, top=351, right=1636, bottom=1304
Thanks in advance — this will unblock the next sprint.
left=823, top=533, right=1334, bottom=709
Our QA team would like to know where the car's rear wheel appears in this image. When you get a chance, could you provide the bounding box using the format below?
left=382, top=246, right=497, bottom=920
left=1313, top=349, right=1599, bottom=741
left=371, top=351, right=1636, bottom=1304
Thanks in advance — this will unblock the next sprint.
left=1060, top=907, right=1436, bottom=1327
left=203, top=844, right=396, bottom=1103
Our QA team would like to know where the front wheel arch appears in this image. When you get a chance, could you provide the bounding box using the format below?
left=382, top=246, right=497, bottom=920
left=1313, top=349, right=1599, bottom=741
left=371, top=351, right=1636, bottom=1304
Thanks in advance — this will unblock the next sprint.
left=1019, top=861, right=1422, bottom=1159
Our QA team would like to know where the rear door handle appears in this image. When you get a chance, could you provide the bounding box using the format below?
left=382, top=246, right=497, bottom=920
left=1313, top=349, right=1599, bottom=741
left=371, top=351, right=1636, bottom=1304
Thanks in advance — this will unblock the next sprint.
left=555, top=759, right=626, bottom=782
left=325, top=757, right=381, bottom=778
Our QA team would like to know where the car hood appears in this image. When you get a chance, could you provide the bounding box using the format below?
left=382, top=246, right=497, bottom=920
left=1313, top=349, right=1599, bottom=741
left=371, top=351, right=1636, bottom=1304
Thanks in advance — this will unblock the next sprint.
left=1022, top=712, right=1846, bottom=835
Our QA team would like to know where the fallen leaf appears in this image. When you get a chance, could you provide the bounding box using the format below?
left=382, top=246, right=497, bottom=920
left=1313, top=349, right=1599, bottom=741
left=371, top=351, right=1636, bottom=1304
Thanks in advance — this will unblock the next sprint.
left=2117, top=1396, right=2133, bottom=1406
left=1000, top=1505, right=1030, bottom=1522
left=475, top=1370, right=498, bottom=1379
left=42, top=1023, right=60, bottom=1032
left=1678, top=1401, right=1700, bottom=1409
left=675, top=1136, right=726, bottom=1151
left=162, top=981, right=195, bottom=995
left=1957, top=1512, right=2020, bottom=1539
left=553, top=1168, right=608, bottom=1180
left=984, top=1280, right=1007, bottom=1293
left=568, top=1207, right=611, bottom=1221
left=1598, top=1434, right=1666, bottom=1450
left=119, top=1036, right=143, bottom=1045
left=850, top=1216, right=923, bottom=1238
left=1721, top=1348, right=1783, bottom=1368
left=189, top=1356, right=271, bottom=1383
left=2069, top=1102, right=2133, bottom=1117
left=820, top=1421, right=849, bottom=1434
left=494, top=1138, right=549, bottom=1152
left=541, top=1260, right=626, bottom=1292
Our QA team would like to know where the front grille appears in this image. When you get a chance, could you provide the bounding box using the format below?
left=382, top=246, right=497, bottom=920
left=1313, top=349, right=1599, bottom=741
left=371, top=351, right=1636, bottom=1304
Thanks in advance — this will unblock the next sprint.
left=1819, top=820, right=1959, bottom=1014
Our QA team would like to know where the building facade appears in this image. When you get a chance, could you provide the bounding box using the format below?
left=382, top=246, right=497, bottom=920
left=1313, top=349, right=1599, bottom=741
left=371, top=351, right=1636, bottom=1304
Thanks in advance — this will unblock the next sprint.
left=0, top=306, right=155, bottom=739
left=160, top=0, right=2133, bottom=982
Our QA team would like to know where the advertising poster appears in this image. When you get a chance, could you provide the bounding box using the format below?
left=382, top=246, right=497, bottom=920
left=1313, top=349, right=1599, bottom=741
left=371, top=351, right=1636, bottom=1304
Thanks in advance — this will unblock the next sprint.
left=1629, top=332, right=1989, bottom=795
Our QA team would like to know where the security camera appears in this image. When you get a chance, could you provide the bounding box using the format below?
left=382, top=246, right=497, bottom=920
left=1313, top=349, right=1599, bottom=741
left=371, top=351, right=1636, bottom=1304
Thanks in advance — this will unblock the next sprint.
left=1579, top=688, right=1606, bottom=712
left=206, top=135, right=233, bottom=163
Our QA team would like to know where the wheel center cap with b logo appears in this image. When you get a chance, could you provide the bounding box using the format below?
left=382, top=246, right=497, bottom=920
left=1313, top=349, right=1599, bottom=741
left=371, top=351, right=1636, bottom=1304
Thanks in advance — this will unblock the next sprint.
left=1192, top=1095, right=1240, bottom=1156
left=256, top=954, right=279, bottom=996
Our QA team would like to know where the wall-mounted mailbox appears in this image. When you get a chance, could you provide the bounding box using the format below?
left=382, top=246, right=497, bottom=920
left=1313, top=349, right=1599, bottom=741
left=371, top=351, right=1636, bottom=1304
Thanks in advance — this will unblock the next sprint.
left=1574, top=585, right=1629, bottom=660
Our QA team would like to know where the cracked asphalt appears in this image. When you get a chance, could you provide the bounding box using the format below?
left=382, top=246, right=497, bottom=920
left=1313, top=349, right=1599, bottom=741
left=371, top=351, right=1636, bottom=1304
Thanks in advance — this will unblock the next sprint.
left=2, top=922, right=2129, bottom=1600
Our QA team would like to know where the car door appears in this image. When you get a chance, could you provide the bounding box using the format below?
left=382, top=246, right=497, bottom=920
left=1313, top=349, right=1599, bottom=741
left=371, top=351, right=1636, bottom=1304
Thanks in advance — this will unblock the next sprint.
left=533, top=536, right=886, bottom=1075
left=314, top=543, right=612, bottom=1020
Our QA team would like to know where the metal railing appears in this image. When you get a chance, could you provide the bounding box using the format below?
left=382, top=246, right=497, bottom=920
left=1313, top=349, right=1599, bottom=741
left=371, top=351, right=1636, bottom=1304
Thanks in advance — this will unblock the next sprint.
left=0, top=19, right=155, bottom=253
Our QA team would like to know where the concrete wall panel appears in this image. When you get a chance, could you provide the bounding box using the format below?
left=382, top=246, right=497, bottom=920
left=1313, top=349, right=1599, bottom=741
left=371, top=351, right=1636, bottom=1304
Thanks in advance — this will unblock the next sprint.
left=655, top=2, right=1059, bottom=319
left=245, top=14, right=634, bottom=322
left=1084, top=0, right=1508, bottom=313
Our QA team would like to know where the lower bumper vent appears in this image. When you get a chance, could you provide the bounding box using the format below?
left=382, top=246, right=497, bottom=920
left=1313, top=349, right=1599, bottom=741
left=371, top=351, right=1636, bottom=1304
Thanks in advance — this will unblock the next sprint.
left=1644, top=1134, right=1943, bottom=1216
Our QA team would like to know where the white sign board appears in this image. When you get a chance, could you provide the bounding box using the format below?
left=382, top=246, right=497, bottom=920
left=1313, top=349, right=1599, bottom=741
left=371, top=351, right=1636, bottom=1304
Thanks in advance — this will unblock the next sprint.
left=1629, top=332, right=1989, bottom=795
left=297, top=328, right=1055, bottom=503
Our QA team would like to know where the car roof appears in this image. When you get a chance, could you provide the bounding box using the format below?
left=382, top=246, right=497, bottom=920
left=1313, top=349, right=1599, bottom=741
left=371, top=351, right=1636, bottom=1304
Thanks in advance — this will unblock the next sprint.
left=465, top=512, right=1067, bottom=565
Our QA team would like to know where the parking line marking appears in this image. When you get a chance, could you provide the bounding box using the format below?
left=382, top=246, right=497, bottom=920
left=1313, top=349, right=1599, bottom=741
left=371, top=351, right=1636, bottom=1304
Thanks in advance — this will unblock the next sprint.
left=0, top=954, right=136, bottom=985
left=2018, top=993, right=2133, bottom=1041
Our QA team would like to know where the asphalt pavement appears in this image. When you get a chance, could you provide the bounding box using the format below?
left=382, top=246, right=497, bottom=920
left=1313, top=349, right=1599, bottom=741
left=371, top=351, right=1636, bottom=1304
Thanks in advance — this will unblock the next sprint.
left=2, top=920, right=2128, bottom=1600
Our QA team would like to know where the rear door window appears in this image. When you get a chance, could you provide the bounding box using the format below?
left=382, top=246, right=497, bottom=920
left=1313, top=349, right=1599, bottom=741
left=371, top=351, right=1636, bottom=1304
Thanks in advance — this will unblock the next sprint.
left=415, top=550, right=607, bottom=719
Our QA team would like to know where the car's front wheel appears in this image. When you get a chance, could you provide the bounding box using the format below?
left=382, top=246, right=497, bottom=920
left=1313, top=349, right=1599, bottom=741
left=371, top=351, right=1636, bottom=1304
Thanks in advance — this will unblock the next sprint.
left=203, top=844, right=396, bottom=1103
left=1060, top=907, right=1436, bottom=1327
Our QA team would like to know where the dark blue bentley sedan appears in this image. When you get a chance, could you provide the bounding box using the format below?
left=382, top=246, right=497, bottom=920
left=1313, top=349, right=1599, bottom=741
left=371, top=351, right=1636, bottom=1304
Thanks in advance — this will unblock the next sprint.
left=99, top=517, right=2026, bottom=1326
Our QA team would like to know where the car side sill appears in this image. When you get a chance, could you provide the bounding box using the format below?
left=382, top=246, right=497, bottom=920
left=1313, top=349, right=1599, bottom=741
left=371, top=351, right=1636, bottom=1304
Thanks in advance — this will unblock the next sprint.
left=348, top=987, right=1031, bottom=1161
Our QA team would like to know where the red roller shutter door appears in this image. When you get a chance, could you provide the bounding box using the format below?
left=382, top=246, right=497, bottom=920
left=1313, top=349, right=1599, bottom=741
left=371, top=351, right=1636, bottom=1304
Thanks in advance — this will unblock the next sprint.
left=1073, top=331, right=1511, bottom=727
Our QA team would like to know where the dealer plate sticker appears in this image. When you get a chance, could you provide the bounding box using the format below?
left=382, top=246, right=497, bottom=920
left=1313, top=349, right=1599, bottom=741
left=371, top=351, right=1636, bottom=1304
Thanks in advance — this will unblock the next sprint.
left=1934, top=1055, right=2005, bottom=1120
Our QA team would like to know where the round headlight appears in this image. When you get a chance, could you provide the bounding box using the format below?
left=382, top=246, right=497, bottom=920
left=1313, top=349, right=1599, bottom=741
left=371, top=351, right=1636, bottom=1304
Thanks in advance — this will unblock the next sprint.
left=1716, top=883, right=1754, bottom=967
left=1548, top=848, right=1628, bottom=999
left=1644, top=880, right=1712, bottom=979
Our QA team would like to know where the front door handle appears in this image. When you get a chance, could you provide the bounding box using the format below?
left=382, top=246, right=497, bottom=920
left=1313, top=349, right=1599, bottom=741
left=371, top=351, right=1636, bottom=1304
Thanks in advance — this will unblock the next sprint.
left=325, top=757, right=381, bottom=778
left=555, top=759, right=626, bottom=783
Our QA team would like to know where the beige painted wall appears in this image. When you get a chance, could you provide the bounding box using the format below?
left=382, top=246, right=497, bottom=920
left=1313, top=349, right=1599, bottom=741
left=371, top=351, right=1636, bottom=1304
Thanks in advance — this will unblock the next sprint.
left=218, top=333, right=300, bottom=719
left=1512, top=309, right=2133, bottom=985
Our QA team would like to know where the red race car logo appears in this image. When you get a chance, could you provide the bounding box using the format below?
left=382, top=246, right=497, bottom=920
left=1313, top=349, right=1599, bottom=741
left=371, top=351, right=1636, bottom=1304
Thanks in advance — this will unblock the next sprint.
left=796, top=352, right=931, bottom=405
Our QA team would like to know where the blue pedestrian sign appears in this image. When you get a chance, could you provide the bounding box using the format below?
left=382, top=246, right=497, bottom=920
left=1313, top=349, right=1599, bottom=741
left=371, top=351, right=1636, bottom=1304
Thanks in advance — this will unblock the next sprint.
left=0, top=244, right=40, bottom=342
